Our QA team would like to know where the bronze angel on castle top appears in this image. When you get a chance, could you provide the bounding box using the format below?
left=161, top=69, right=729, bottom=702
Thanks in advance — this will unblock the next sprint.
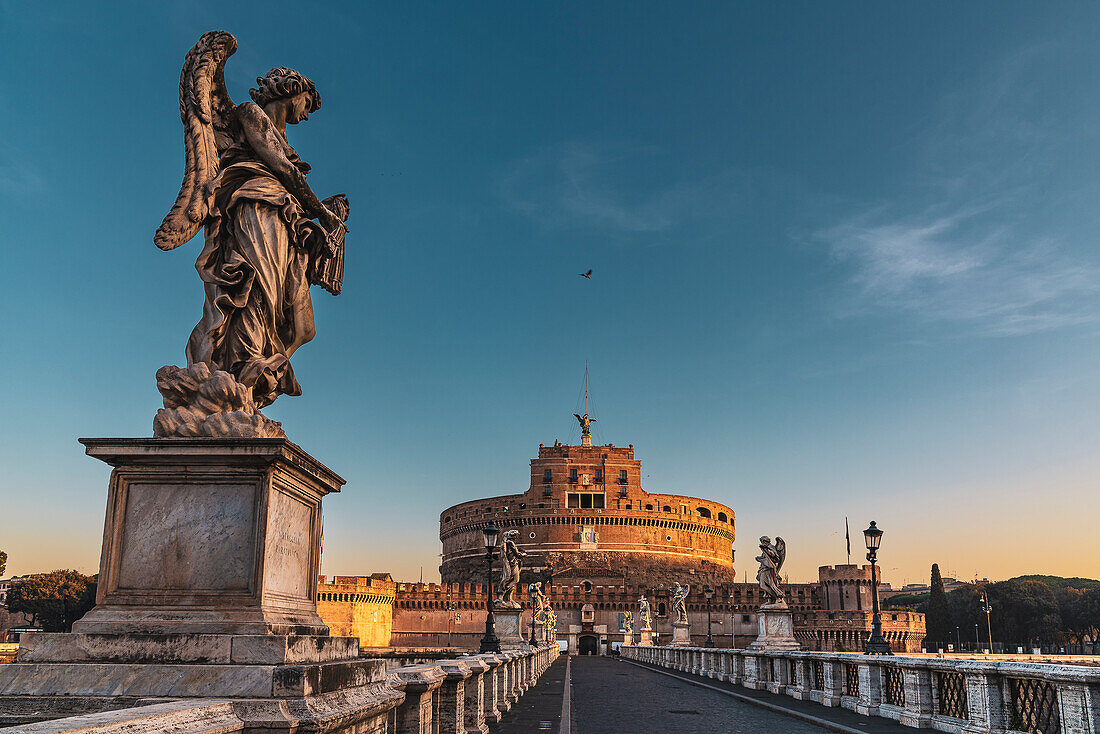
left=152, top=31, right=350, bottom=438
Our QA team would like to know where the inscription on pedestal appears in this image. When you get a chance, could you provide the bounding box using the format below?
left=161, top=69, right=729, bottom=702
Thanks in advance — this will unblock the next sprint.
left=264, top=489, right=313, bottom=599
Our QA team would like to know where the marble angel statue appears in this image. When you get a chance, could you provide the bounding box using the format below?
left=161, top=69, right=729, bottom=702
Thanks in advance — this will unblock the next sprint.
left=622, top=610, right=634, bottom=634
left=755, top=535, right=786, bottom=604
left=671, top=582, right=690, bottom=625
left=152, top=31, right=350, bottom=437
left=495, top=530, right=528, bottom=608
left=638, top=595, right=652, bottom=631
left=529, top=582, right=548, bottom=623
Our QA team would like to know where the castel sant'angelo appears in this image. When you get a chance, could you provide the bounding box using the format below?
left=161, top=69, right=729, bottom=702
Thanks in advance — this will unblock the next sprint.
left=439, top=426, right=737, bottom=590
left=318, top=411, right=925, bottom=655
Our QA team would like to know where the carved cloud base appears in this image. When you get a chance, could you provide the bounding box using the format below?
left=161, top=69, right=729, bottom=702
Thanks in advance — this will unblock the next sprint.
left=153, top=363, right=284, bottom=438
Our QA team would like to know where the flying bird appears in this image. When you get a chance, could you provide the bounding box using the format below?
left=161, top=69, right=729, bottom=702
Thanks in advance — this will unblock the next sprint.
left=579, top=269, right=592, bottom=279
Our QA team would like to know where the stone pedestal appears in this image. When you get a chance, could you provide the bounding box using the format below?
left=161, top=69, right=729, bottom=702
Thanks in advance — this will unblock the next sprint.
left=622, top=632, right=633, bottom=646
left=669, top=622, right=692, bottom=647
left=638, top=630, right=654, bottom=646
left=493, top=607, right=527, bottom=649
left=74, top=438, right=340, bottom=636
left=747, top=602, right=801, bottom=651
left=0, top=438, right=407, bottom=730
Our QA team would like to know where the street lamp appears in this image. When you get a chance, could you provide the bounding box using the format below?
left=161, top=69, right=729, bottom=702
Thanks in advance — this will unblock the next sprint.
left=862, top=521, right=892, bottom=655
left=446, top=585, right=453, bottom=648
left=479, top=521, right=501, bottom=653
left=974, top=624, right=979, bottom=652
left=979, top=592, right=993, bottom=654
left=704, top=586, right=715, bottom=647
left=529, top=584, right=538, bottom=646
left=955, top=626, right=961, bottom=652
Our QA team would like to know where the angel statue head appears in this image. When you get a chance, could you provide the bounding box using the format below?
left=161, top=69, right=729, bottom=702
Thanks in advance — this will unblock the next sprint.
left=250, top=67, right=321, bottom=124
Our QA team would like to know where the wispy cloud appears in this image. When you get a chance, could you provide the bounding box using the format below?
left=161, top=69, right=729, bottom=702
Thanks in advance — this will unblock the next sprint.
left=497, top=141, right=747, bottom=234
left=0, top=155, right=45, bottom=196
left=820, top=41, right=1100, bottom=337
left=821, top=205, right=1100, bottom=336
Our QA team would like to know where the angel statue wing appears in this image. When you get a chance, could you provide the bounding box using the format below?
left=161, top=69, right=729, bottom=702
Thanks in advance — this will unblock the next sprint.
left=154, top=30, right=238, bottom=251
left=774, top=536, right=786, bottom=574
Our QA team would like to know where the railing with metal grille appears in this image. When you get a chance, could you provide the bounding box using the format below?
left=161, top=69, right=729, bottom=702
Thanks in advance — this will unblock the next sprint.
left=845, top=663, right=860, bottom=697
left=1007, top=677, right=1059, bottom=734
left=936, top=670, right=968, bottom=720
left=618, top=645, right=1100, bottom=733
left=883, top=666, right=905, bottom=707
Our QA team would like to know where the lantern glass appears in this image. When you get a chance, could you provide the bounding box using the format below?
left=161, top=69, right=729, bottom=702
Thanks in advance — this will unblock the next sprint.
left=863, top=521, right=883, bottom=551
left=483, top=521, right=500, bottom=549
left=704, top=586, right=714, bottom=600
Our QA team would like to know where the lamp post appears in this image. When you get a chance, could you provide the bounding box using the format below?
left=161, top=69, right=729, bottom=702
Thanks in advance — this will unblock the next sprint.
left=529, top=584, right=538, bottom=646
left=955, top=626, right=961, bottom=652
left=979, top=592, right=993, bottom=654
left=446, top=585, right=453, bottom=648
left=704, top=586, right=715, bottom=647
left=479, top=521, right=501, bottom=653
left=862, top=521, right=892, bottom=655
left=974, top=624, right=979, bottom=652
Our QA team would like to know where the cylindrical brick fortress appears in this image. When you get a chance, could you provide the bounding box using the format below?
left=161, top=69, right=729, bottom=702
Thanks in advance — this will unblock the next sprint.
left=440, top=441, right=736, bottom=587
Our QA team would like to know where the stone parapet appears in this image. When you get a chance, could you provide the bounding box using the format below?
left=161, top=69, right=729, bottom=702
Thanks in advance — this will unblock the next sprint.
left=621, top=644, right=1100, bottom=734
left=0, top=645, right=557, bottom=731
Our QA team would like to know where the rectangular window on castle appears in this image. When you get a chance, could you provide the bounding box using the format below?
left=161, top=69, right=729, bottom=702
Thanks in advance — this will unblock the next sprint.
left=594, top=469, right=603, bottom=482
left=593, top=494, right=605, bottom=509
left=580, top=494, right=593, bottom=509
left=543, top=469, right=552, bottom=482
left=619, top=470, right=628, bottom=483
left=570, top=468, right=578, bottom=483
left=567, top=493, right=580, bottom=508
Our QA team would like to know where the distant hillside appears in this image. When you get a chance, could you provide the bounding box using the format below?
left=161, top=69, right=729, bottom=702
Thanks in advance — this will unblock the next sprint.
left=882, top=575, right=1100, bottom=611
left=1009, top=575, right=1100, bottom=590
left=883, top=592, right=930, bottom=609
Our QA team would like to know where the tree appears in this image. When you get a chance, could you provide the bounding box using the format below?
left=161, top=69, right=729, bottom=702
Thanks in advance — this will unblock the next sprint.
left=925, top=563, right=950, bottom=651
left=1069, top=587, right=1100, bottom=648
left=984, top=580, right=1062, bottom=647
left=0, top=550, right=6, bottom=578
left=6, top=570, right=96, bottom=632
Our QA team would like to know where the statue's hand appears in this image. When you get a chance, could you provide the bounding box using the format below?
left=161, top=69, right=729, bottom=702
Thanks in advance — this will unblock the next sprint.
left=322, top=193, right=350, bottom=222
left=319, top=206, right=343, bottom=235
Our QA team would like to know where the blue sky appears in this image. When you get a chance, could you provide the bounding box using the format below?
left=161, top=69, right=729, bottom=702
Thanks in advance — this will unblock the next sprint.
left=2, top=2, right=1098, bottom=585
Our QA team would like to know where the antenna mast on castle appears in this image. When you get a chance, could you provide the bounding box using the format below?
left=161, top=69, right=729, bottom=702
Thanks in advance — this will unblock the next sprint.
left=584, top=361, right=589, bottom=416
left=572, top=362, right=597, bottom=447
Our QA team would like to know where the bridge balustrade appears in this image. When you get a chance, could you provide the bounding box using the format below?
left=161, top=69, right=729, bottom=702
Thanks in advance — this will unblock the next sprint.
left=6, top=644, right=560, bottom=734
left=620, top=644, right=1099, bottom=733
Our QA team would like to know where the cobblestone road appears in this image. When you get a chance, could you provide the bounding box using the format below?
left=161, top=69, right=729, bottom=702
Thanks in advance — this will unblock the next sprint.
left=570, top=656, right=832, bottom=733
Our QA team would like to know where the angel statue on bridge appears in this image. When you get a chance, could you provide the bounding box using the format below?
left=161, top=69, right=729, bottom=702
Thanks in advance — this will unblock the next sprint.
left=151, top=31, right=351, bottom=437
left=671, top=582, right=690, bottom=625
left=638, top=596, right=652, bottom=631
left=529, top=582, right=548, bottom=624
left=495, top=530, right=528, bottom=608
left=756, top=536, right=787, bottom=605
